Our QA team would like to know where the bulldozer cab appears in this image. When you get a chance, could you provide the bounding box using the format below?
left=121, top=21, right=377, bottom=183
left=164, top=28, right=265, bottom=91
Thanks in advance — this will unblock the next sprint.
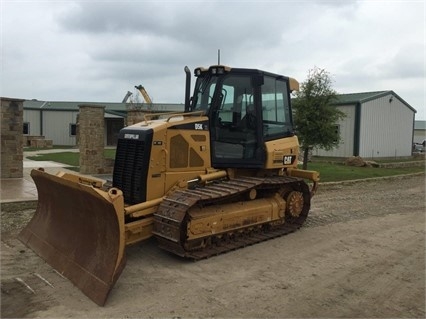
left=190, top=66, right=296, bottom=168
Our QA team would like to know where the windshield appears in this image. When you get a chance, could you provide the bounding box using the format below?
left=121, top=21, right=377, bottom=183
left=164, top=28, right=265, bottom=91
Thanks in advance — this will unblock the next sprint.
left=192, top=75, right=218, bottom=113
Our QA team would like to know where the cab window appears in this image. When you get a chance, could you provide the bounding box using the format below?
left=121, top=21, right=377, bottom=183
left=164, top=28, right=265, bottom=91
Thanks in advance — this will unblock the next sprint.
left=262, top=77, right=293, bottom=139
left=211, top=74, right=259, bottom=162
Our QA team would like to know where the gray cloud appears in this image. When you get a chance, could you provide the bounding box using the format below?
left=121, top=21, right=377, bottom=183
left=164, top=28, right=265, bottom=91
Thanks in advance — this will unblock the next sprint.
left=1, top=0, right=424, bottom=118
left=378, top=44, right=425, bottom=79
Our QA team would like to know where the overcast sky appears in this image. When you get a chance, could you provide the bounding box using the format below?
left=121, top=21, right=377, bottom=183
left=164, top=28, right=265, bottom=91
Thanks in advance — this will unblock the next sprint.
left=1, top=0, right=425, bottom=119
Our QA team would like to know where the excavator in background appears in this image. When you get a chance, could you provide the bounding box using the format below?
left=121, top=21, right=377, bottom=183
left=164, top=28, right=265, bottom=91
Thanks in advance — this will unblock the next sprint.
left=122, top=85, right=152, bottom=104
left=135, top=84, right=153, bottom=104
left=121, top=91, right=133, bottom=103
left=19, top=65, right=320, bottom=306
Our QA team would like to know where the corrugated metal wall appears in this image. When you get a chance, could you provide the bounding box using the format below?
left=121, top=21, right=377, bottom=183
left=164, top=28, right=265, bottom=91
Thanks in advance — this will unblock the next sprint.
left=23, top=97, right=415, bottom=152
left=313, top=105, right=356, bottom=157
left=413, top=130, right=426, bottom=144
left=359, top=94, right=414, bottom=158
left=23, top=103, right=183, bottom=146
left=43, top=111, right=78, bottom=145
left=23, top=110, right=41, bottom=135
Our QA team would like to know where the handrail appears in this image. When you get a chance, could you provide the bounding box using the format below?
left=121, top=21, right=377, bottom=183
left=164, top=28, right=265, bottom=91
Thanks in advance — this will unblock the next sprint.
left=143, top=111, right=205, bottom=123
left=165, top=111, right=205, bottom=122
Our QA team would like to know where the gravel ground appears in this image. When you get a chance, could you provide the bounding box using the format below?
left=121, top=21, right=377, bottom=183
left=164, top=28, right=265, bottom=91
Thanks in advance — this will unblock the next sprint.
left=1, top=174, right=425, bottom=318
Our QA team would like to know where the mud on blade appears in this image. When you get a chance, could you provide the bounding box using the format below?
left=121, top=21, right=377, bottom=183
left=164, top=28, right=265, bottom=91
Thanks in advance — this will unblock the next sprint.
left=18, top=169, right=126, bottom=306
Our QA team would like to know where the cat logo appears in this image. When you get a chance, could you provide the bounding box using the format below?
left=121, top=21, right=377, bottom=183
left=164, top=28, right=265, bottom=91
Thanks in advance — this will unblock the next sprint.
left=283, top=155, right=295, bottom=165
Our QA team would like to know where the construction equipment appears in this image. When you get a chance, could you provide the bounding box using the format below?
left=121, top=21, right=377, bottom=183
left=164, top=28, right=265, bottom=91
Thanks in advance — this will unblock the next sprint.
left=122, top=91, right=133, bottom=103
left=135, top=85, right=153, bottom=104
left=19, top=65, right=320, bottom=306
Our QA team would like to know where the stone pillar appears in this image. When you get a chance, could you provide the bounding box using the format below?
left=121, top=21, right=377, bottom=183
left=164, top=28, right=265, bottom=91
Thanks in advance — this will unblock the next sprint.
left=126, top=109, right=146, bottom=126
left=75, top=113, right=80, bottom=146
left=1, top=97, right=24, bottom=178
left=78, top=104, right=105, bottom=174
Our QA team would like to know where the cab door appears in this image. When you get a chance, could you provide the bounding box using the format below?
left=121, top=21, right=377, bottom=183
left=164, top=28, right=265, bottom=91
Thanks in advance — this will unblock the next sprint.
left=210, top=74, right=265, bottom=168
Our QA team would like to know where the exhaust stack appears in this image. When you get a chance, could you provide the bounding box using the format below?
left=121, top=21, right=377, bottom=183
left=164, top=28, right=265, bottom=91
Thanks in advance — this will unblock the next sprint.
left=184, top=66, right=191, bottom=112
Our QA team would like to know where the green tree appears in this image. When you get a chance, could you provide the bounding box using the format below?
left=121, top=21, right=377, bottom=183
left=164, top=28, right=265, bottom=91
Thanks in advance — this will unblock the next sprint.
left=292, top=67, right=346, bottom=169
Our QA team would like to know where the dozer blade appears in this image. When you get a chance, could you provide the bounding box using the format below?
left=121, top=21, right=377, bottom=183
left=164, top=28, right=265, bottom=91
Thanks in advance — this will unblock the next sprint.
left=18, top=169, right=126, bottom=306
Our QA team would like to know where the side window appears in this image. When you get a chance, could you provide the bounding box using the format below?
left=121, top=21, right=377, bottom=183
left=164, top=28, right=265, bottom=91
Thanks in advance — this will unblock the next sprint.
left=333, top=125, right=340, bottom=143
left=70, top=123, right=77, bottom=136
left=216, top=84, right=234, bottom=122
left=193, top=77, right=218, bottom=112
left=23, top=122, right=30, bottom=135
left=262, top=77, right=293, bottom=139
left=215, top=75, right=254, bottom=127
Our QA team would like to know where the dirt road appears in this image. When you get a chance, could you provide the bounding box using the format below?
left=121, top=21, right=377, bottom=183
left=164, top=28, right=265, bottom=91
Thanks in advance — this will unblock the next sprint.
left=1, top=174, right=425, bottom=318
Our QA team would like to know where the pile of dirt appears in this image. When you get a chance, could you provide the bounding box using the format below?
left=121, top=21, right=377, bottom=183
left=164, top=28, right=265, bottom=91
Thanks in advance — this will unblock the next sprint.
left=345, top=156, right=378, bottom=167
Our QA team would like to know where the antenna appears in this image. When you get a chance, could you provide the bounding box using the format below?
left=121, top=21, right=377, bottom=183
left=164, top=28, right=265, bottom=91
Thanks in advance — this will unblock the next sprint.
left=218, top=49, right=220, bottom=65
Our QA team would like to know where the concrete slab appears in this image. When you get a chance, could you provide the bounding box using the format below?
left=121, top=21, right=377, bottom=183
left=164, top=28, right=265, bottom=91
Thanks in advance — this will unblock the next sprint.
left=1, top=167, right=109, bottom=204
left=0, top=178, right=38, bottom=203
left=1, top=161, right=74, bottom=203
left=1, top=149, right=111, bottom=204
left=24, top=161, right=71, bottom=168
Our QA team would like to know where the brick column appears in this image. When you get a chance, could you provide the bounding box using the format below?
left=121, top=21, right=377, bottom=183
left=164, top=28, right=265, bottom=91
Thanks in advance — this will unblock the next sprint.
left=78, top=104, right=105, bottom=174
left=1, top=97, right=24, bottom=178
left=126, top=109, right=146, bottom=126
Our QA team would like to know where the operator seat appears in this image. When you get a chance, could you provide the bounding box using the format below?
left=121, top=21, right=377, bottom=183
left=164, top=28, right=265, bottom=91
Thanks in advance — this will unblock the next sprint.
left=238, top=104, right=257, bottom=130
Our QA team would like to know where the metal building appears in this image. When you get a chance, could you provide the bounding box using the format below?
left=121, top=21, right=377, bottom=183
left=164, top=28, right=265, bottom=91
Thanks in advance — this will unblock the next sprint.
left=313, top=91, right=417, bottom=159
left=413, top=120, right=426, bottom=144
left=23, top=100, right=183, bottom=146
left=23, top=91, right=417, bottom=157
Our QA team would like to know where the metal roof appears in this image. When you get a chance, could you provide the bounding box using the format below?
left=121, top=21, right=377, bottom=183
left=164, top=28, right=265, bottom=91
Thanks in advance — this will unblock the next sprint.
left=23, top=100, right=184, bottom=114
left=335, top=91, right=390, bottom=104
left=334, top=90, right=416, bottom=113
left=414, top=120, right=426, bottom=130
left=24, top=91, right=417, bottom=115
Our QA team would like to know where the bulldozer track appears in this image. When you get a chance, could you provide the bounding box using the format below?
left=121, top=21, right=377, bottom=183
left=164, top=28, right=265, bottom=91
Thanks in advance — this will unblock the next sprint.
left=153, top=176, right=310, bottom=260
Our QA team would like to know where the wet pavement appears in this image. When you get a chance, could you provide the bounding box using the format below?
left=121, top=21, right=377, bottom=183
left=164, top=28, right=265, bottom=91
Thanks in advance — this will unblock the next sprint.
left=0, top=161, right=75, bottom=203
left=0, top=149, right=110, bottom=204
left=1, top=177, right=38, bottom=203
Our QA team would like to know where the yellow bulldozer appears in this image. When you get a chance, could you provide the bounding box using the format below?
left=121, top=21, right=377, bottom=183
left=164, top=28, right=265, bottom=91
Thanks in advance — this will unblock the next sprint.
left=19, top=65, right=319, bottom=306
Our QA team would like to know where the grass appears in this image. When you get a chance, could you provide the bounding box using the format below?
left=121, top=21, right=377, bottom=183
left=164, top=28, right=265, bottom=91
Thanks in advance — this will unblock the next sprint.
left=27, top=152, right=80, bottom=166
left=26, top=149, right=424, bottom=182
left=311, top=156, right=424, bottom=163
left=27, top=149, right=116, bottom=168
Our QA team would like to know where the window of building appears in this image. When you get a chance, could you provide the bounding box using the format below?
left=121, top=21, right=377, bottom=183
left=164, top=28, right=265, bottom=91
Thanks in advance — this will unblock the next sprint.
left=334, top=125, right=340, bottom=143
left=70, top=123, right=77, bottom=136
left=23, top=122, right=30, bottom=135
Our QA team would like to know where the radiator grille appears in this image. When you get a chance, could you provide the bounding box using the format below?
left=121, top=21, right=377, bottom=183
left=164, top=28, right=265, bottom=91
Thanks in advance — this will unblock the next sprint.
left=113, top=138, right=148, bottom=205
